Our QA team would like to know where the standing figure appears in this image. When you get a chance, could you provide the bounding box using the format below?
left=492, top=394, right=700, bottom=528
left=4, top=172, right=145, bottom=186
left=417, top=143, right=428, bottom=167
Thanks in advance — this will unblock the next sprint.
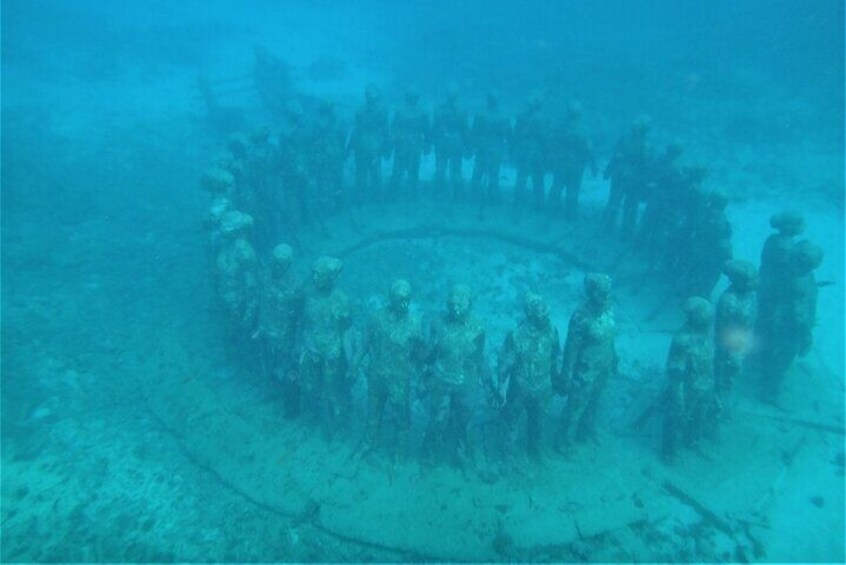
left=636, top=141, right=685, bottom=259
left=511, top=92, right=548, bottom=210
left=358, top=280, right=425, bottom=460
left=549, top=102, right=597, bottom=219
left=714, top=260, right=757, bottom=416
left=498, top=292, right=560, bottom=459
left=755, top=211, right=806, bottom=337
left=390, top=90, right=430, bottom=201
left=299, top=257, right=353, bottom=435
left=432, top=84, right=469, bottom=200
left=681, top=190, right=733, bottom=299
left=424, top=285, right=487, bottom=466
left=470, top=90, right=511, bottom=213
left=256, top=243, right=303, bottom=416
left=557, top=274, right=617, bottom=450
left=215, top=210, right=259, bottom=340
left=604, top=115, right=652, bottom=236
left=662, top=297, right=715, bottom=463
left=759, top=241, right=823, bottom=402
left=347, top=85, right=390, bottom=202
left=309, top=100, right=347, bottom=211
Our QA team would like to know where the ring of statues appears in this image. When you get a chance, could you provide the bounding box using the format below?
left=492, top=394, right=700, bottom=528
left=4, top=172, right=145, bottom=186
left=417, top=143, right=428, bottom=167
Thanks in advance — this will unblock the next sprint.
left=141, top=85, right=831, bottom=560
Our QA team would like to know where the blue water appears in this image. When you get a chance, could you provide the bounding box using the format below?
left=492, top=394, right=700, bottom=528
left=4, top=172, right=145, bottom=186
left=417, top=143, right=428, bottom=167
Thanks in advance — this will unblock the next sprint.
left=2, top=0, right=844, bottom=561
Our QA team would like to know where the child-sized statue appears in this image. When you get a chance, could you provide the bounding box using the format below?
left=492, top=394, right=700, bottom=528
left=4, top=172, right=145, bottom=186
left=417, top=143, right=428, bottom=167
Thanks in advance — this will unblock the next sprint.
left=714, top=260, right=757, bottom=416
left=557, top=274, right=617, bottom=450
left=358, top=279, right=425, bottom=460
left=255, top=243, right=303, bottom=416
left=662, top=297, right=715, bottom=463
left=299, top=256, right=353, bottom=435
left=759, top=240, right=823, bottom=403
left=424, top=284, right=487, bottom=467
left=498, top=292, right=560, bottom=459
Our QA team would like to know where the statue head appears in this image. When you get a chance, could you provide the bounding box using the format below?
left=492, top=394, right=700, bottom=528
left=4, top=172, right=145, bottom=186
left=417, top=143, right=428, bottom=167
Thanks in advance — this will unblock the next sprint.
left=523, top=291, right=550, bottom=326
left=389, top=279, right=412, bottom=315
left=584, top=273, right=612, bottom=312
left=447, top=284, right=472, bottom=321
left=271, top=243, right=294, bottom=278
left=770, top=210, right=805, bottom=237
left=312, top=256, right=343, bottom=291
left=683, top=297, right=714, bottom=331
left=722, top=260, right=758, bottom=291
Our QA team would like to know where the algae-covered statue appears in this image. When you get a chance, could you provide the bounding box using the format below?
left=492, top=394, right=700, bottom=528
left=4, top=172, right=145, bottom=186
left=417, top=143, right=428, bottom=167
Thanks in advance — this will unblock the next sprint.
left=357, top=279, right=425, bottom=460
left=662, top=297, right=715, bottom=462
left=498, top=292, right=560, bottom=458
left=714, top=260, right=757, bottom=416
left=511, top=91, right=548, bottom=210
left=431, top=84, right=469, bottom=200
left=299, top=256, right=353, bottom=435
left=347, top=84, right=390, bottom=202
left=423, top=284, right=487, bottom=466
left=470, top=89, right=510, bottom=211
left=390, top=90, right=430, bottom=201
left=309, top=100, right=346, bottom=211
left=256, top=243, right=303, bottom=416
left=557, top=274, right=617, bottom=450
left=215, top=210, right=259, bottom=337
left=549, top=101, right=598, bottom=219
left=759, top=240, right=823, bottom=403
left=604, top=115, right=652, bottom=236
left=755, top=211, right=805, bottom=338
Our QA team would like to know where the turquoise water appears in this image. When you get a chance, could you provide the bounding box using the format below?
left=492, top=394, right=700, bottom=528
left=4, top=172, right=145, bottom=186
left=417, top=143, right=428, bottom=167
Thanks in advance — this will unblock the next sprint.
left=2, top=1, right=844, bottom=561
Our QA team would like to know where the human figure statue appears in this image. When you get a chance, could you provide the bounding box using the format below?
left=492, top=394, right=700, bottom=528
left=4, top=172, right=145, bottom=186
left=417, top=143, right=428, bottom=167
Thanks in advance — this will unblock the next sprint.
left=424, top=284, right=487, bottom=467
left=557, top=274, right=617, bottom=450
left=662, top=297, right=715, bottom=463
left=357, top=279, right=425, bottom=461
left=511, top=91, right=548, bottom=211
left=255, top=243, right=303, bottom=417
left=636, top=141, right=685, bottom=259
left=549, top=102, right=597, bottom=219
left=470, top=89, right=510, bottom=214
left=432, top=84, right=469, bottom=200
left=347, top=85, right=390, bottom=202
left=299, top=256, right=353, bottom=435
left=713, top=260, right=757, bottom=416
left=309, top=100, right=347, bottom=211
left=498, top=292, right=560, bottom=460
left=759, top=240, right=823, bottom=403
left=604, top=115, right=652, bottom=236
left=681, top=190, right=733, bottom=299
left=215, top=210, right=259, bottom=340
left=390, top=90, right=430, bottom=201
left=755, top=211, right=806, bottom=337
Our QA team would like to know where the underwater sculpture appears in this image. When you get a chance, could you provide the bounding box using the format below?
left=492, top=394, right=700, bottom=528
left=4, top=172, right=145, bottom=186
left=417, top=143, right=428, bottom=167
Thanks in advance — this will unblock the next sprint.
left=662, top=297, right=715, bottom=462
left=255, top=243, right=303, bottom=416
left=497, top=292, right=560, bottom=459
left=713, top=259, right=758, bottom=416
left=390, top=90, right=431, bottom=201
left=511, top=91, right=548, bottom=210
left=758, top=239, right=823, bottom=402
left=557, top=274, right=617, bottom=450
left=423, top=284, right=487, bottom=466
left=299, top=256, right=353, bottom=435
left=215, top=210, right=259, bottom=339
left=347, top=85, right=390, bottom=202
left=549, top=101, right=598, bottom=219
left=432, top=84, right=469, bottom=200
left=357, top=279, right=425, bottom=460
left=470, top=89, right=510, bottom=212
left=604, top=115, right=653, bottom=236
